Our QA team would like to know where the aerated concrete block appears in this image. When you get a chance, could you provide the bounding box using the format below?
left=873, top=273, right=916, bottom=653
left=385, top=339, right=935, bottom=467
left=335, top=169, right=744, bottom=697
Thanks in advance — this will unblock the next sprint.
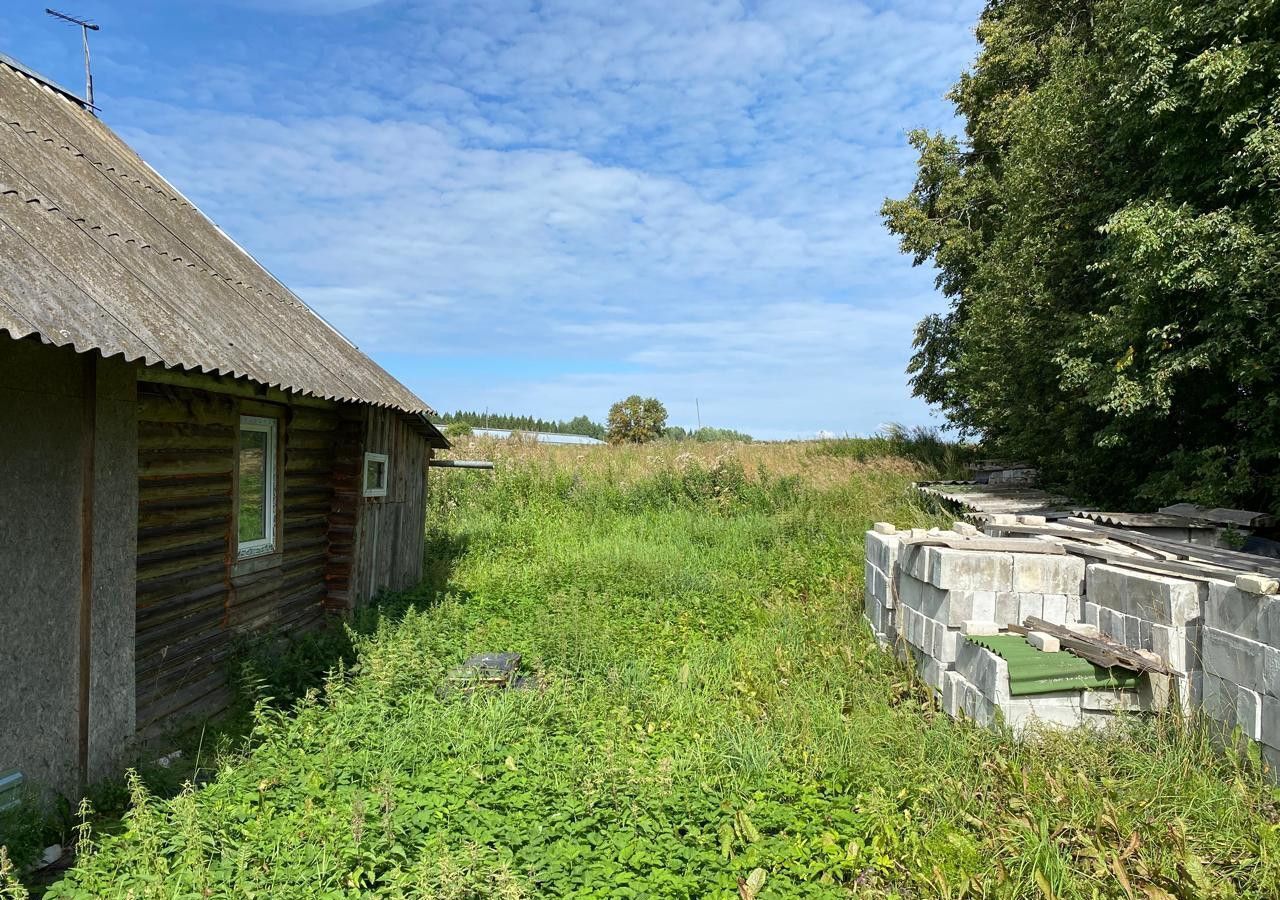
left=1201, top=672, right=1238, bottom=729
left=1082, top=688, right=1145, bottom=712
left=1150, top=623, right=1200, bottom=674
left=995, top=592, right=1019, bottom=629
left=1237, top=686, right=1263, bottom=741
left=1138, top=619, right=1153, bottom=651
left=1203, top=627, right=1267, bottom=693
left=1041, top=593, right=1069, bottom=625
left=1121, top=614, right=1140, bottom=649
left=942, top=670, right=964, bottom=717
left=970, top=590, right=996, bottom=625
left=953, top=521, right=980, bottom=536
left=956, top=639, right=1011, bottom=704
left=1096, top=606, right=1120, bottom=642
left=915, top=654, right=947, bottom=693
left=1027, top=631, right=1060, bottom=653
left=929, top=548, right=1014, bottom=592
left=1012, top=554, right=1085, bottom=595
left=873, top=522, right=897, bottom=535
left=1237, top=573, right=1280, bottom=596
left=1002, top=693, right=1084, bottom=732
left=1206, top=579, right=1276, bottom=645
left=961, top=681, right=996, bottom=726
left=1264, top=647, right=1280, bottom=699
left=1086, top=564, right=1203, bottom=626
left=1084, top=601, right=1100, bottom=628
left=1262, top=745, right=1280, bottom=784
left=1018, top=594, right=1044, bottom=627
left=962, top=620, right=1000, bottom=636
left=935, top=626, right=960, bottom=666
left=865, top=530, right=901, bottom=575
left=1262, top=695, right=1280, bottom=749
left=899, top=575, right=924, bottom=610
left=920, top=587, right=994, bottom=629
left=901, top=544, right=930, bottom=583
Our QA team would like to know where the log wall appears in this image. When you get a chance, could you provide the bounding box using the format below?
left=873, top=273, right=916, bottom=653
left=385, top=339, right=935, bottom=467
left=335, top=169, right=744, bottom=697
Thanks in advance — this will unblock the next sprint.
left=134, top=377, right=341, bottom=736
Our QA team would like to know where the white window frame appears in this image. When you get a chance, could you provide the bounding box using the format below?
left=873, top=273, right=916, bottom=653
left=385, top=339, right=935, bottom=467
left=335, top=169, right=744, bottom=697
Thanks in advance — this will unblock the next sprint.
left=238, top=415, right=278, bottom=559
left=363, top=451, right=389, bottom=498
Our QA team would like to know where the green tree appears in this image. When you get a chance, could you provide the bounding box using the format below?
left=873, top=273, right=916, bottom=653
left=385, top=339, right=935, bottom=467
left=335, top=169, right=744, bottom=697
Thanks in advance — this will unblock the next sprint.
left=607, top=396, right=668, bottom=445
left=566, top=415, right=607, bottom=440
left=882, top=0, right=1280, bottom=513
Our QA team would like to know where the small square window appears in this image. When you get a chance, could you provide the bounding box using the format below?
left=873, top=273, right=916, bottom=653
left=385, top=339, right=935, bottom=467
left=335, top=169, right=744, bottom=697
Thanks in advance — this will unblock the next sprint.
left=238, top=416, right=278, bottom=558
left=363, top=452, right=389, bottom=497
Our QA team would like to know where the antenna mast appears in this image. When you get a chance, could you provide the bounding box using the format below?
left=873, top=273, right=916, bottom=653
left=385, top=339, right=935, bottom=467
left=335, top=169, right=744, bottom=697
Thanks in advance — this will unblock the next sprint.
left=45, top=8, right=100, bottom=110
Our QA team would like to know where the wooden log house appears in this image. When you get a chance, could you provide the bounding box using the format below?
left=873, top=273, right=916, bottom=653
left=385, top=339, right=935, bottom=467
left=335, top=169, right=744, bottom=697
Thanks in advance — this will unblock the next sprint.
left=0, top=54, right=448, bottom=798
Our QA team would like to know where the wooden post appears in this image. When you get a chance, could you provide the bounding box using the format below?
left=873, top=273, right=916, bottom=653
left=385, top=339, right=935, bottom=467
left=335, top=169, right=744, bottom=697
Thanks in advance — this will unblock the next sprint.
left=77, top=355, right=96, bottom=789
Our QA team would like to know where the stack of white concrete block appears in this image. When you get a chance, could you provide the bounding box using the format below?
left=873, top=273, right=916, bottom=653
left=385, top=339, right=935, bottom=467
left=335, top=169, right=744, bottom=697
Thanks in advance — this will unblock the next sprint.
left=894, top=528, right=1086, bottom=686
left=865, top=515, right=1280, bottom=774
left=863, top=519, right=1153, bottom=733
left=864, top=519, right=1084, bottom=681
left=1199, top=574, right=1280, bottom=770
left=863, top=523, right=900, bottom=648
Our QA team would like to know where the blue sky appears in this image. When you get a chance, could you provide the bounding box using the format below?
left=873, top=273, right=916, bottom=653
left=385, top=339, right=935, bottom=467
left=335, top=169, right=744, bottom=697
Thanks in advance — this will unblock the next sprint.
left=1, top=0, right=981, bottom=439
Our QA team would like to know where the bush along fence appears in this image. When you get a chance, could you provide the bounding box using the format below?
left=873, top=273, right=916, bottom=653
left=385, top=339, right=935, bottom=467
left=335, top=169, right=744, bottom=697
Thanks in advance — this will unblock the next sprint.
left=864, top=516, right=1280, bottom=776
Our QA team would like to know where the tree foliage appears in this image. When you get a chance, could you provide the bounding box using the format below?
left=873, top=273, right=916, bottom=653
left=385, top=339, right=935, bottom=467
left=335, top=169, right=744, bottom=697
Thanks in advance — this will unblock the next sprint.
left=664, top=426, right=754, bottom=443
left=606, top=396, right=668, bottom=445
left=883, top=0, right=1280, bottom=512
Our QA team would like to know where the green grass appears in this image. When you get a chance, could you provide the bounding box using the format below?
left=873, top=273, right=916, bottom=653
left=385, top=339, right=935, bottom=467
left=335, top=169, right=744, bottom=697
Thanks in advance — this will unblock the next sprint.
left=15, top=446, right=1280, bottom=898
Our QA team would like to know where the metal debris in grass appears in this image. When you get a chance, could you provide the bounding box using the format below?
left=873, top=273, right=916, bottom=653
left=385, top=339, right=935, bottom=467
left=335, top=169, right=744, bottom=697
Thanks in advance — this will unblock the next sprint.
left=438, top=652, right=539, bottom=698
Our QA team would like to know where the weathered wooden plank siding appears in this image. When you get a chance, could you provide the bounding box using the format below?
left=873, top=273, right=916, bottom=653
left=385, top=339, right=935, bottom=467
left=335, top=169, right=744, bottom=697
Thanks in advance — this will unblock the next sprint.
left=134, top=379, right=342, bottom=736
left=324, top=409, right=363, bottom=614
left=348, top=407, right=431, bottom=607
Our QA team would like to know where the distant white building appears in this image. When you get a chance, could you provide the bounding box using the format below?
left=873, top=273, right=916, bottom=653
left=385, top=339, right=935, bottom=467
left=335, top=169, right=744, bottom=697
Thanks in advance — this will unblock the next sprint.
left=468, top=428, right=606, bottom=446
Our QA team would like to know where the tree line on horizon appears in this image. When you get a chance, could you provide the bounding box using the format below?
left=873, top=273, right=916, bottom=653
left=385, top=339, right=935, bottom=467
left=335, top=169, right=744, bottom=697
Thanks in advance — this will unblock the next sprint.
left=434, top=399, right=753, bottom=444
left=883, top=0, right=1279, bottom=514
left=434, top=410, right=607, bottom=439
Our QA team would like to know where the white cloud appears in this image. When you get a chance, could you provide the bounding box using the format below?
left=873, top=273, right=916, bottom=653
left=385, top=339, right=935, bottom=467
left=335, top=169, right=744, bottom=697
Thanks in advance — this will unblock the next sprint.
left=96, top=0, right=981, bottom=435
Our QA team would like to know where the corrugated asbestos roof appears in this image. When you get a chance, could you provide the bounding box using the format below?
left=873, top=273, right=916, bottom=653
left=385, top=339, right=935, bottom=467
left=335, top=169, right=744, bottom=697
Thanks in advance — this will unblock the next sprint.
left=966, top=635, right=1141, bottom=696
left=0, top=57, right=435, bottom=418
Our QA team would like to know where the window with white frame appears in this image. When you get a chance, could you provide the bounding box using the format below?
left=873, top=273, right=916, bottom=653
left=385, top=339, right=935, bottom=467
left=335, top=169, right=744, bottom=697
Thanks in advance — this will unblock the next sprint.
left=363, top=452, right=389, bottom=497
left=238, top=416, right=278, bottom=558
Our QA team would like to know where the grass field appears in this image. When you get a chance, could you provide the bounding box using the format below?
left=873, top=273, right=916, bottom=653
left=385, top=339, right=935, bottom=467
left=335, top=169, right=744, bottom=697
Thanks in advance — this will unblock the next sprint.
left=12, top=439, right=1280, bottom=898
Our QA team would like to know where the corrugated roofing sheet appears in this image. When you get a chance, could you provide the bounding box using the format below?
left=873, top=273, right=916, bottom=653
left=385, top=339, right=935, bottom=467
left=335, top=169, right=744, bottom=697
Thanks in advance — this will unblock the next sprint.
left=0, top=58, right=434, bottom=417
left=1072, top=511, right=1218, bottom=529
left=966, top=635, right=1141, bottom=696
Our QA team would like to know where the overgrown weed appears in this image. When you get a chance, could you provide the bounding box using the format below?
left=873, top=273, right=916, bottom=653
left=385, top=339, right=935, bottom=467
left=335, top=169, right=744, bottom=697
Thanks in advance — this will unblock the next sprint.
left=26, top=442, right=1280, bottom=897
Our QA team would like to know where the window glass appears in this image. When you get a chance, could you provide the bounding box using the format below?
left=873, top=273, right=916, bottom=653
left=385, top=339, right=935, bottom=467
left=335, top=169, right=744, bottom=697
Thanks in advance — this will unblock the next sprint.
left=238, top=416, right=277, bottom=556
left=238, top=430, right=268, bottom=543
left=365, top=457, right=386, bottom=491
left=363, top=452, right=389, bottom=497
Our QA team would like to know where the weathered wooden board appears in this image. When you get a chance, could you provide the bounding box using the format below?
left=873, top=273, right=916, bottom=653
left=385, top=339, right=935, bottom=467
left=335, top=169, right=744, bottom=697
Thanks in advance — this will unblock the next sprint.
left=345, top=406, right=431, bottom=608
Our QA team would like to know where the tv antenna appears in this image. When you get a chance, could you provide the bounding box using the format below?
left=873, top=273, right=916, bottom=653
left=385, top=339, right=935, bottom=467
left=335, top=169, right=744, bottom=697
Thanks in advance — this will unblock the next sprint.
left=45, top=8, right=100, bottom=110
